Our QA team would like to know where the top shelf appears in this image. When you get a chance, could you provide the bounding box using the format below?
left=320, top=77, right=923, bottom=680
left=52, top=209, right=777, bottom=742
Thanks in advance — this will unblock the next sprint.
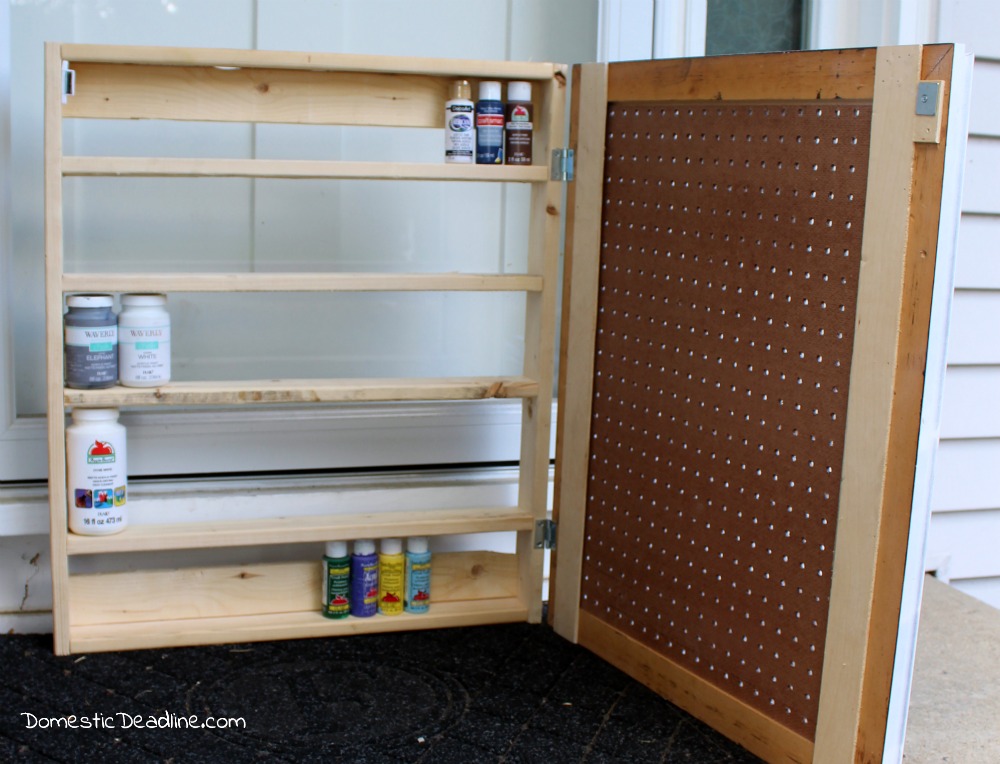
left=60, top=42, right=565, bottom=80
left=57, top=44, right=567, bottom=131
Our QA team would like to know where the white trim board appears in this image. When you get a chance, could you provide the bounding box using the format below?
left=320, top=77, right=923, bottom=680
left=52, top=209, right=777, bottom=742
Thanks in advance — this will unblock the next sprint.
left=883, top=46, right=974, bottom=764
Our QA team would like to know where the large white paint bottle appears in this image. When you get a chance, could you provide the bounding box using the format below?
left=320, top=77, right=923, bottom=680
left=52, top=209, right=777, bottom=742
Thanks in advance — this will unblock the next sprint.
left=66, top=408, right=128, bottom=535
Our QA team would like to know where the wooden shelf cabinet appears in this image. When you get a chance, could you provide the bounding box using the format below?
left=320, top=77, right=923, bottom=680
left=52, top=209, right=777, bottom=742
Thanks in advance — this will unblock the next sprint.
left=45, top=43, right=566, bottom=655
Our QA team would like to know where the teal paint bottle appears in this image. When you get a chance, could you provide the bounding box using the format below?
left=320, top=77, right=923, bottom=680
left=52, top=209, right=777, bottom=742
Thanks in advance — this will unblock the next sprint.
left=404, top=536, right=432, bottom=614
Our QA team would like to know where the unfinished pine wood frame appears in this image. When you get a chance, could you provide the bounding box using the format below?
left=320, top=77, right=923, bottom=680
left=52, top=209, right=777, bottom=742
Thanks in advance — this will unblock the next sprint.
left=44, top=43, right=566, bottom=655
left=552, top=45, right=958, bottom=764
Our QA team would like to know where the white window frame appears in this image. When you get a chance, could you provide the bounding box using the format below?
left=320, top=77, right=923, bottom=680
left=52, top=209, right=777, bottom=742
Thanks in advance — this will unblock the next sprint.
left=599, top=0, right=940, bottom=62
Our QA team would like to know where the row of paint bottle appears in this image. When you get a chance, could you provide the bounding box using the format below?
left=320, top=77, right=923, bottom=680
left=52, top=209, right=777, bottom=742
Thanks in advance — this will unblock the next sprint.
left=444, top=79, right=532, bottom=165
left=322, top=537, right=432, bottom=619
left=64, top=293, right=171, bottom=389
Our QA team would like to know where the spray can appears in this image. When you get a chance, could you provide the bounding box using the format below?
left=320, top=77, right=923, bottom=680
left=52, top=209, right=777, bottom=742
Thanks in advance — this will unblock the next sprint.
left=64, top=294, right=118, bottom=389
left=475, top=81, right=504, bottom=164
left=322, top=540, right=350, bottom=619
left=66, top=408, right=127, bottom=535
left=444, top=79, right=475, bottom=164
left=350, top=539, right=379, bottom=617
left=504, top=81, right=533, bottom=165
left=378, top=538, right=405, bottom=615
left=404, top=537, right=432, bottom=614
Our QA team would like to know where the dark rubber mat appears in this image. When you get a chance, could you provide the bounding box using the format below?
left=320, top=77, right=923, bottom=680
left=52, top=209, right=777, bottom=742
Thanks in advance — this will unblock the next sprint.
left=1, top=621, right=761, bottom=763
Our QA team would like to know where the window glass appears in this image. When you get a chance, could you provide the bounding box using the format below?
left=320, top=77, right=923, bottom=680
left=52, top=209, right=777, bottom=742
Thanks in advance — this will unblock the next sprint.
left=706, top=0, right=805, bottom=55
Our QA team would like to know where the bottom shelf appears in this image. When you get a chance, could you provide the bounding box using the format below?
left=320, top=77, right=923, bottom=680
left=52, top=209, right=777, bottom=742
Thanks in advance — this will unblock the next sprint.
left=64, top=550, right=528, bottom=654
left=69, top=597, right=529, bottom=653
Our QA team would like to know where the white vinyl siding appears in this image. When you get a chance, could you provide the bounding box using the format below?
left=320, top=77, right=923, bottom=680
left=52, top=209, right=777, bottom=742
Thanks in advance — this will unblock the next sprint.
left=930, top=0, right=1000, bottom=609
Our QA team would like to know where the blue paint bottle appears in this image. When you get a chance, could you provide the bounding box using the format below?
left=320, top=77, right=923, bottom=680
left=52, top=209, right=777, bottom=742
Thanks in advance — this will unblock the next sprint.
left=350, top=539, right=379, bottom=617
left=405, top=537, right=432, bottom=614
left=475, top=81, right=504, bottom=164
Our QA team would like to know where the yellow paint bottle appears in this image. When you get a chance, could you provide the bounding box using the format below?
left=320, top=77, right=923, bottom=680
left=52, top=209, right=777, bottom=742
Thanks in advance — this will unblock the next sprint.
left=378, top=538, right=404, bottom=615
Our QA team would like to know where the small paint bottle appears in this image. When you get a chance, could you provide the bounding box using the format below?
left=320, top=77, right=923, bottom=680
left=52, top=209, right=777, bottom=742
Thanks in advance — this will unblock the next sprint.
left=504, top=81, right=533, bottom=165
left=475, top=81, right=504, bottom=164
left=322, top=540, right=350, bottom=619
left=64, top=294, right=118, bottom=389
left=66, top=407, right=127, bottom=535
left=404, top=536, right=432, bottom=614
left=350, top=539, right=379, bottom=617
left=378, top=538, right=405, bottom=615
left=118, top=293, right=171, bottom=387
left=444, top=79, right=475, bottom=164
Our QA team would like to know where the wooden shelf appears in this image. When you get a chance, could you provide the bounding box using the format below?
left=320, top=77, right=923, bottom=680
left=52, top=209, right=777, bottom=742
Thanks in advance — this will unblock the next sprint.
left=68, top=598, right=529, bottom=653
left=61, top=42, right=561, bottom=80
left=65, top=506, right=534, bottom=554
left=65, top=550, right=525, bottom=652
left=45, top=42, right=565, bottom=655
left=63, top=156, right=550, bottom=182
left=60, top=272, right=543, bottom=294
left=64, top=375, right=539, bottom=408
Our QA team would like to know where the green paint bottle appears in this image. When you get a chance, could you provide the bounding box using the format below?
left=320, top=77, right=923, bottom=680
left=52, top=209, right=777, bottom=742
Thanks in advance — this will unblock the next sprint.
left=322, top=540, right=350, bottom=619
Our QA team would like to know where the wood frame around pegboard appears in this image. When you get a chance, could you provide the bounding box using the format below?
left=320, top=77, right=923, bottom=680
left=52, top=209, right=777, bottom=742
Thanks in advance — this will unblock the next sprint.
left=551, top=45, right=961, bottom=764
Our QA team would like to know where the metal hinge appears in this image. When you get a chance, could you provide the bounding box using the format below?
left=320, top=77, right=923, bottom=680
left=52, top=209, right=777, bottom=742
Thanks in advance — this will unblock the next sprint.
left=550, top=148, right=575, bottom=182
left=61, top=60, right=76, bottom=103
left=534, top=518, right=557, bottom=550
left=914, top=80, right=944, bottom=144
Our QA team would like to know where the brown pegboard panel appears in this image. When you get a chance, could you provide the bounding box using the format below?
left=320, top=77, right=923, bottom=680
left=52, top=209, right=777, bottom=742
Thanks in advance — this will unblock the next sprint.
left=580, top=101, right=872, bottom=738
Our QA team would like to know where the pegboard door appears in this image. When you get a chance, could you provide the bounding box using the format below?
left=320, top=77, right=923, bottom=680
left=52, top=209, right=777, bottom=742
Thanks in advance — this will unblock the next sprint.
left=551, top=45, right=964, bottom=764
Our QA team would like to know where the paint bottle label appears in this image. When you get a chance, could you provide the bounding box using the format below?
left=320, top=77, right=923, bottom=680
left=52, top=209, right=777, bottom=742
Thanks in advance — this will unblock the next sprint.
left=322, top=556, right=351, bottom=619
left=405, top=552, right=432, bottom=613
left=350, top=553, right=379, bottom=617
left=65, top=325, right=118, bottom=387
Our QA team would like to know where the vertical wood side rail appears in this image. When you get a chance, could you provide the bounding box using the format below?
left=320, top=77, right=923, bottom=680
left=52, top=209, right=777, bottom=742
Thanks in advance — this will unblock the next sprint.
left=44, top=42, right=70, bottom=655
left=813, top=45, right=926, bottom=763
left=550, top=62, right=608, bottom=641
left=516, top=66, right=567, bottom=622
left=855, top=43, right=958, bottom=762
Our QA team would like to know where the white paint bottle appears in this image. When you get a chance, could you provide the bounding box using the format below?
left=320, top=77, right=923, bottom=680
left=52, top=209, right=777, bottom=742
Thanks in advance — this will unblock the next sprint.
left=118, top=293, right=171, bottom=387
left=444, top=79, right=475, bottom=163
left=66, top=408, right=128, bottom=535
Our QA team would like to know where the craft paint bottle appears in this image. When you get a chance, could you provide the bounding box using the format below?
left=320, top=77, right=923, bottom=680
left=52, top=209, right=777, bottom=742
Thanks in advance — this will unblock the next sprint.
left=404, top=536, right=432, bottom=614
left=378, top=538, right=405, bottom=615
left=64, top=294, right=118, bottom=389
left=444, top=79, right=475, bottom=164
left=475, top=81, right=504, bottom=164
left=504, top=81, right=533, bottom=165
left=66, top=408, right=127, bottom=535
left=118, top=293, right=171, bottom=387
left=322, top=540, right=351, bottom=619
left=350, top=539, right=379, bottom=617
